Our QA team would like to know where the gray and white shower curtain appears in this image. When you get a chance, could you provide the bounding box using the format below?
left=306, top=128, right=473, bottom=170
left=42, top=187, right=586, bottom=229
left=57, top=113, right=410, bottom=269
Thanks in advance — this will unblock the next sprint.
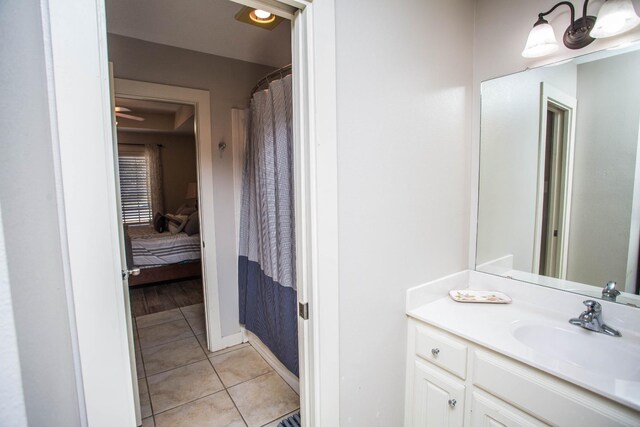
left=238, top=75, right=297, bottom=375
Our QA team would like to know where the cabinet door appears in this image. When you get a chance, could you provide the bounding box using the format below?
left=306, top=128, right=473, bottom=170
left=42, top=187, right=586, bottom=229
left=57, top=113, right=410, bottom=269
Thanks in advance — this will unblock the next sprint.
left=411, top=360, right=465, bottom=427
left=471, top=391, right=548, bottom=427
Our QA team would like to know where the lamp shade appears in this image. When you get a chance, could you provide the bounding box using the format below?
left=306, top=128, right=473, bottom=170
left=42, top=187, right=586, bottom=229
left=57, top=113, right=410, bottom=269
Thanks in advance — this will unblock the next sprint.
left=591, top=0, right=640, bottom=38
left=522, top=21, right=560, bottom=58
left=185, top=182, right=197, bottom=199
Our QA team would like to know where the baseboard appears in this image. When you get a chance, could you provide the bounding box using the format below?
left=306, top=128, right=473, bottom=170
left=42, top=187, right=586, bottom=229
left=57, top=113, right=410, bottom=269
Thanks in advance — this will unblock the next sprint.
left=210, top=331, right=244, bottom=352
left=242, top=327, right=300, bottom=394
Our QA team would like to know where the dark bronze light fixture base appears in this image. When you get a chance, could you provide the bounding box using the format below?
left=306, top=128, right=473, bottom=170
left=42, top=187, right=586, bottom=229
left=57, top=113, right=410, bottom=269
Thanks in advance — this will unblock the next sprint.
left=563, top=16, right=597, bottom=49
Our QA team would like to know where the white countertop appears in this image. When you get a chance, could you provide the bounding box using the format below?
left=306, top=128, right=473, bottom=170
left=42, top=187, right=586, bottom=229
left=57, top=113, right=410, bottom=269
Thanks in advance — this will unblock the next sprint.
left=406, top=270, right=640, bottom=411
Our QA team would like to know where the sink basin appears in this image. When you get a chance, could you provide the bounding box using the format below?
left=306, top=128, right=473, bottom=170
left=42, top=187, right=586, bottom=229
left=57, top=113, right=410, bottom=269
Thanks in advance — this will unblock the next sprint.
left=511, top=322, right=640, bottom=382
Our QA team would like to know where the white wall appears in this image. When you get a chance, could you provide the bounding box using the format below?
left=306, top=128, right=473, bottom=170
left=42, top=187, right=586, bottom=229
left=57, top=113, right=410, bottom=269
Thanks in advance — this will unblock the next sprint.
left=567, top=51, right=640, bottom=287
left=335, top=0, right=474, bottom=424
left=108, top=34, right=276, bottom=336
left=0, top=207, right=27, bottom=426
left=0, top=0, right=83, bottom=424
left=477, top=63, right=577, bottom=271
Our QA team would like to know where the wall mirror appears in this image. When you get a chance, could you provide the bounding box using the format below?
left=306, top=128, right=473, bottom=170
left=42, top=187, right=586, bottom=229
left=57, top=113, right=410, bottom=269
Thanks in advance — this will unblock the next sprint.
left=476, top=43, right=640, bottom=307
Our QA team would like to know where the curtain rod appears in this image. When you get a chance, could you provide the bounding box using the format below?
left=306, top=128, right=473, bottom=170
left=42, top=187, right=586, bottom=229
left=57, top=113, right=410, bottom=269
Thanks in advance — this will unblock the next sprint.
left=251, top=64, right=292, bottom=96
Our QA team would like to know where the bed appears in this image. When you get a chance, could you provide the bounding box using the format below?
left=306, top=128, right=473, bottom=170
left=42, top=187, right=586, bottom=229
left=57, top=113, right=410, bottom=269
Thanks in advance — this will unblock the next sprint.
left=125, top=224, right=202, bottom=286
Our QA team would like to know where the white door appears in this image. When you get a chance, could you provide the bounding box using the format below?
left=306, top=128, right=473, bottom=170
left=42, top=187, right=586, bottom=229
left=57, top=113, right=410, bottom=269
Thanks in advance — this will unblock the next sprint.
left=108, top=63, right=142, bottom=426
left=411, top=361, right=465, bottom=427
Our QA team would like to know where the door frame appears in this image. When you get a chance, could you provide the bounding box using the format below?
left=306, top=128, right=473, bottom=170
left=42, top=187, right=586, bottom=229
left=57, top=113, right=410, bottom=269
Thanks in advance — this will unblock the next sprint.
left=533, top=82, right=577, bottom=279
left=114, top=79, right=230, bottom=352
left=43, top=0, right=339, bottom=425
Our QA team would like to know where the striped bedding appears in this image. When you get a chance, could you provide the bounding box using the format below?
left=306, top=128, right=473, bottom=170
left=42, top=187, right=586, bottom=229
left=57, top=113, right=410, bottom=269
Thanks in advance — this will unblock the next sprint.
left=128, top=225, right=201, bottom=267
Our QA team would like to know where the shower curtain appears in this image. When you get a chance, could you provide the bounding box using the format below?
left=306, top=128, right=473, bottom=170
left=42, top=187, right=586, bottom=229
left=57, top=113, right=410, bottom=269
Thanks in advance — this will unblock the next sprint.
left=238, top=75, right=298, bottom=375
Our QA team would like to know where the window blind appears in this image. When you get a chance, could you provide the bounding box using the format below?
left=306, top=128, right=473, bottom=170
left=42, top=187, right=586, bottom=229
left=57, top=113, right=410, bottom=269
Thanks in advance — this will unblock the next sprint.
left=118, top=151, right=153, bottom=224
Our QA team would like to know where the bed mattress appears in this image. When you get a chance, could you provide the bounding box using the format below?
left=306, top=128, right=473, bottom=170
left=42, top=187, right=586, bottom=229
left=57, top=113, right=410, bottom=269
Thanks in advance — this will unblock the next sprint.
left=128, top=225, right=201, bottom=267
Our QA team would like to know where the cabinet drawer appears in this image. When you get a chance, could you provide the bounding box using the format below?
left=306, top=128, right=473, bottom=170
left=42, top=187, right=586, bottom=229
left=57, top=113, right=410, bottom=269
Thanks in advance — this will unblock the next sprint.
left=415, top=325, right=467, bottom=379
left=473, top=350, right=640, bottom=427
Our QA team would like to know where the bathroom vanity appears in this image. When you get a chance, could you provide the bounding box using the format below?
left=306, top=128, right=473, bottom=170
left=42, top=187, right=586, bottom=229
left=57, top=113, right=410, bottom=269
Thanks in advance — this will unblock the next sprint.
left=404, top=270, right=640, bottom=426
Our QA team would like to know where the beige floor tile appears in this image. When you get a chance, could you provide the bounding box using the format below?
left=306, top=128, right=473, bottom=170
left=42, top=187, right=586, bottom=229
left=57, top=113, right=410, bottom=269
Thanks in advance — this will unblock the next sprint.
left=228, top=372, right=299, bottom=427
left=136, top=350, right=146, bottom=379
left=186, top=315, right=206, bottom=334
left=142, top=336, right=207, bottom=376
left=142, top=417, right=154, bottom=427
left=155, top=391, right=246, bottom=427
left=137, top=308, right=184, bottom=329
left=180, top=303, right=204, bottom=319
left=261, top=410, right=299, bottom=427
left=148, top=359, right=224, bottom=414
left=210, top=346, right=272, bottom=388
left=138, top=319, right=194, bottom=349
left=139, top=379, right=152, bottom=419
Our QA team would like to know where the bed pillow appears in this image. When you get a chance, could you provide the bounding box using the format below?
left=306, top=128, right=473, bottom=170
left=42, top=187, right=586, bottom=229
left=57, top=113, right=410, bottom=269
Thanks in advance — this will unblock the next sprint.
left=176, top=204, right=197, bottom=216
left=152, top=212, right=166, bottom=233
left=183, top=211, right=200, bottom=236
left=165, top=213, right=189, bottom=234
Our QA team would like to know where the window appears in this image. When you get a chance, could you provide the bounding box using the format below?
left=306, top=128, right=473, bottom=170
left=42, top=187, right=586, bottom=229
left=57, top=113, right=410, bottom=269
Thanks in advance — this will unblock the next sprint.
left=118, top=146, right=152, bottom=224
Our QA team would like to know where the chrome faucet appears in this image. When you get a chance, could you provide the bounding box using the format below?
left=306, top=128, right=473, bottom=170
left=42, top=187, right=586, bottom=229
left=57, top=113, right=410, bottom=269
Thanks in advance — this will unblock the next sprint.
left=602, top=281, right=621, bottom=302
left=569, top=300, right=621, bottom=337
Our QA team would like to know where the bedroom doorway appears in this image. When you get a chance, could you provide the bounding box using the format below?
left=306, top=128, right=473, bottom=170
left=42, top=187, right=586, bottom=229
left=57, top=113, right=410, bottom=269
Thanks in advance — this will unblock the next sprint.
left=115, top=97, right=205, bottom=311
left=113, top=79, right=224, bottom=350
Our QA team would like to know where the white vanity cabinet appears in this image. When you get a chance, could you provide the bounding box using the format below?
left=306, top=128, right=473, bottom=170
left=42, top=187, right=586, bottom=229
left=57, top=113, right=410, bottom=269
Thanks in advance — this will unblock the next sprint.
left=404, top=318, right=640, bottom=427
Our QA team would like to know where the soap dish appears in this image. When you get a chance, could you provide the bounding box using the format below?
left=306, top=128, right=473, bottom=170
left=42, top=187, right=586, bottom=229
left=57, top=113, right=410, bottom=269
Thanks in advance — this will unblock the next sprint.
left=449, top=290, right=512, bottom=304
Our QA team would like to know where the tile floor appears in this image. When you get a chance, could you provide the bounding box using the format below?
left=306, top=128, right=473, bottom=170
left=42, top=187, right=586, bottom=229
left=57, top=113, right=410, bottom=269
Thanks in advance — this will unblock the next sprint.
left=133, top=303, right=299, bottom=427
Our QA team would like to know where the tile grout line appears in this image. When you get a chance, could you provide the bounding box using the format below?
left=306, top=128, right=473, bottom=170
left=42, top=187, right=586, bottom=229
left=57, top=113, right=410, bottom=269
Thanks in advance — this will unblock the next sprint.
left=223, top=388, right=250, bottom=427
left=151, top=388, right=228, bottom=419
left=247, top=341, right=301, bottom=397
left=134, top=317, right=155, bottom=424
left=144, top=350, right=207, bottom=378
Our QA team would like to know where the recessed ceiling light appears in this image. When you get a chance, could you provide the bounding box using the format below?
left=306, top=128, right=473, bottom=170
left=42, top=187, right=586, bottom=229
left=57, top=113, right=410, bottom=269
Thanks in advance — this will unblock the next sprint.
left=235, top=6, right=282, bottom=30
left=253, top=9, right=272, bottom=20
left=249, top=9, right=276, bottom=24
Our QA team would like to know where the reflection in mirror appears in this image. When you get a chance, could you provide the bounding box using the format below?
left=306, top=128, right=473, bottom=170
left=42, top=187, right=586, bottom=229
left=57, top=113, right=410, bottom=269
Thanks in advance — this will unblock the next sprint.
left=477, top=45, right=640, bottom=307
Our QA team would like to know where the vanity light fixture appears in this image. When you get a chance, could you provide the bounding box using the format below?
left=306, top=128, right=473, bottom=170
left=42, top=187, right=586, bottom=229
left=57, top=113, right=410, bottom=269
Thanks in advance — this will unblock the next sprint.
left=522, top=0, right=640, bottom=58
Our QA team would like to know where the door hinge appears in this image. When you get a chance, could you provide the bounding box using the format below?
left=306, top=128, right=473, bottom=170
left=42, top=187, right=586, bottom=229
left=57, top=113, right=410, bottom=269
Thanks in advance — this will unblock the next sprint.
left=202, top=240, right=205, bottom=248
left=298, top=302, right=309, bottom=320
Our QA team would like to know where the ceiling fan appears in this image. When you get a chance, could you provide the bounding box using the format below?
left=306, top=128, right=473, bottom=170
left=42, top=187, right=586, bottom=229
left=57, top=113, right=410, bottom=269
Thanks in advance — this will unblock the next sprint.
left=115, top=106, right=145, bottom=122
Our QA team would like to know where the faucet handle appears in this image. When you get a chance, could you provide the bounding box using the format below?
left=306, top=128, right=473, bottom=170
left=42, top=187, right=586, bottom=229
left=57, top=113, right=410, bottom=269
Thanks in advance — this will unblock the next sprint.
left=583, top=300, right=601, bottom=312
left=602, top=281, right=621, bottom=297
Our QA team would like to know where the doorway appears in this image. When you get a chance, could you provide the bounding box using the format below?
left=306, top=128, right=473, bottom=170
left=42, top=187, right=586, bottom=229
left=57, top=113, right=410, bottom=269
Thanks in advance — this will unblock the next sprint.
left=534, top=83, right=577, bottom=279
left=44, top=0, right=339, bottom=424
left=108, top=0, right=302, bottom=423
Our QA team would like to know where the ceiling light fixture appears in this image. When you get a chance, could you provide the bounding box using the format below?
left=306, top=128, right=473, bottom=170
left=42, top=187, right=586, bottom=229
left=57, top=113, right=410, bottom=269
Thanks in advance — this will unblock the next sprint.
left=250, top=9, right=276, bottom=24
left=235, top=6, right=281, bottom=30
left=522, top=0, right=640, bottom=58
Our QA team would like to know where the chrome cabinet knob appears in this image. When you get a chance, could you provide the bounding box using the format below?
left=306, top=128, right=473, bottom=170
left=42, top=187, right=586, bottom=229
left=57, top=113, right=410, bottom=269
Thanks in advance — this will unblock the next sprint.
left=448, top=399, right=457, bottom=408
left=431, top=348, right=440, bottom=357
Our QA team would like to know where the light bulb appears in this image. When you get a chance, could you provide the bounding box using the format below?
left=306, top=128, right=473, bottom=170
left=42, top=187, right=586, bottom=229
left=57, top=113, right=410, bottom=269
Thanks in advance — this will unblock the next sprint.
left=254, top=9, right=272, bottom=20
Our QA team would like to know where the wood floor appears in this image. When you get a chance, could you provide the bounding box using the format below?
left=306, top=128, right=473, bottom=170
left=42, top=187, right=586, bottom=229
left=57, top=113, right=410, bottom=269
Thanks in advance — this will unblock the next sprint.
left=129, top=277, right=204, bottom=317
